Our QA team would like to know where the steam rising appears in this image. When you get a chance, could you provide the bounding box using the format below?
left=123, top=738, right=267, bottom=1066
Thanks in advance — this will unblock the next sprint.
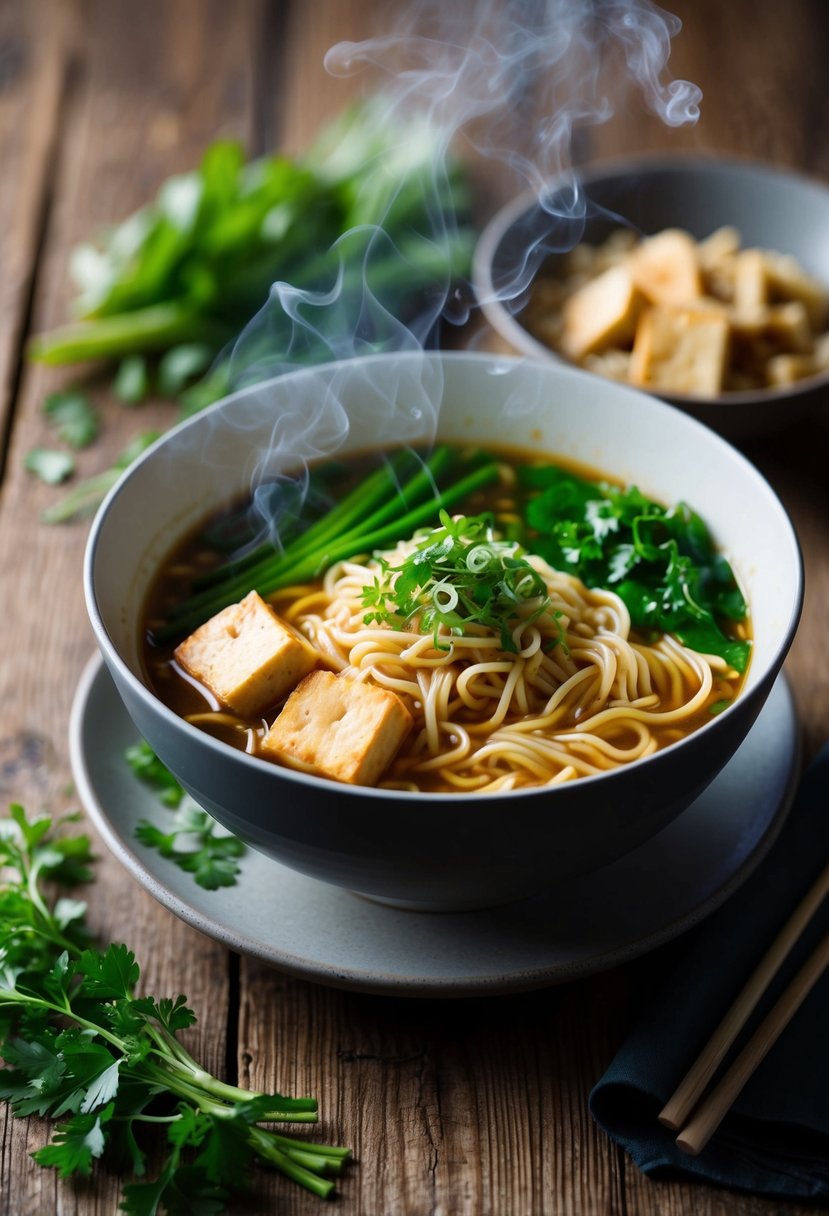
left=326, top=0, right=699, bottom=194
left=216, top=0, right=701, bottom=540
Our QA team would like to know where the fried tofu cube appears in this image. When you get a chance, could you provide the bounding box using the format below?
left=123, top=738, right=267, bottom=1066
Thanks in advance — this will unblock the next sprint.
left=814, top=332, right=829, bottom=368
left=702, top=258, right=738, bottom=304
left=629, top=229, right=702, bottom=306
left=732, top=301, right=813, bottom=352
left=174, top=590, right=318, bottom=717
left=560, top=265, right=644, bottom=361
left=729, top=305, right=772, bottom=339
left=698, top=228, right=740, bottom=303
left=629, top=306, right=730, bottom=396
left=734, top=250, right=770, bottom=312
left=766, top=301, right=814, bottom=352
left=766, top=353, right=817, bottom=386
left=261, top=670, right=412, bottom=786
left=697, top=226, right=741, bottom=267
left=583, top=348, right=632, bottom=382
left=764, top=251, right=828, bottom=329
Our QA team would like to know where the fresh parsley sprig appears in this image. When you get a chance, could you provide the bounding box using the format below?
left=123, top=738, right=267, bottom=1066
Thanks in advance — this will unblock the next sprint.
left=125, top=741, right=187, bottom=808
left=134, top=805, right=246, bottom=892
left=126, top=740, right=247, bottom=890
left=361, top=510, right=560, bottom=652
left=0, top=803, right=351, bottom=1209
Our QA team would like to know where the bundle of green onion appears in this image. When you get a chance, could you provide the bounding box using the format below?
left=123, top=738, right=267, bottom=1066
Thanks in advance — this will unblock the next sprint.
left=152, top=447, right=499, bottom=644
left=28, top=99, right=474, bottom=520
left=32, top=99, right=473, bottom=382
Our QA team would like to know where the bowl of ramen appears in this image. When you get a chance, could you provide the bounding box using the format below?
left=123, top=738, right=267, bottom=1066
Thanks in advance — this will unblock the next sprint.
left=474, top=156, right=829, bottom=440
left=85, top=352, right=802, bottom=910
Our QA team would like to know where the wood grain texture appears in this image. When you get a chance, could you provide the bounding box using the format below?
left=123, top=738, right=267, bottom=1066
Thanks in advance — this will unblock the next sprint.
left=0, top=0, right=66, bottom=472
left=0, top=1, right=260, bottom=1210
left=585, top=0, right=829, bottom=171
left=1, top=2, right=828, bottom=1214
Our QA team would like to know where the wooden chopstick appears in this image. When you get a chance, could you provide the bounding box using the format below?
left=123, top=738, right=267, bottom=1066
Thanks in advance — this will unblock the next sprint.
left=676, top=927, right=829, bottom=1155
left=659, top=854, right=829, bottom=1133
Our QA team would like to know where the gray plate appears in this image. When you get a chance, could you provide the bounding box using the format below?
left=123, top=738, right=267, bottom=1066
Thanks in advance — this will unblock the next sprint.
left=69, top=656, right=800, bottom=998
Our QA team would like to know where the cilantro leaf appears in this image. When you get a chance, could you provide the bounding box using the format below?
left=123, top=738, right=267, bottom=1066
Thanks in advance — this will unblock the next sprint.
left=134, top=806, right=246, bottom=891
left=122, top=1160, right=228, bottom=1216
left=114, top=355, right=150, bottom=405
left=120, top=1154, right=181, bottom=1216
left=125, top=741, right=186, bottom=807
left=77, top=943, right=140, bottom=999
left=126, top=744, right=247, bottom=889
left=130, top=994, right=197, bottom=1035
left=80, top=1059, right=121, bottom=1113
left=8, top=803, right=53, bottom=850
left=33, top=1104, right=113, bottom=1177
left=195, top=1111, right=256, bottom=1188
left=41, top=949, right=73, bottom=1004
left=52, top=897, right=88, bottom=931
left=37, top=830, right=96, bottom=886
left=672, top=621, right=753, bottom=673
left=43, top=389, right=99, bottom=448
left=522, top=466, right=751, bottom=672
left=1, top=1032, right=118, bottom=1118
left=0, top=1037, right=66, bottom=1116
left=24, top=448, right=75, bottom=484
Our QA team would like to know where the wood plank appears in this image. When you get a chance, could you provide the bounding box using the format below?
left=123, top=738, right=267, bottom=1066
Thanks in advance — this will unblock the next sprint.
left=233, top=11, right=611, bottom=1212
left=573, top=3, right=829, bottom=1211
left=0, top=0, right=266, bottom=1210
left=235, top=3, right=828, bottom=1214
left=236, top=962, right=629, bottom=1215
left=274, top=0, right=384, bottom=156
left=234, top=6, right=615, bottom=1214
left=0, top=0, right=67, bottom=474
left=585, top=0, right=829, bottom=169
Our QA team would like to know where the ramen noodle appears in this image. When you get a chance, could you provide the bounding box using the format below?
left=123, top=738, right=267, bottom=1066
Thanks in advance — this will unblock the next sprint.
left=143, top=448, right=750, bottom=792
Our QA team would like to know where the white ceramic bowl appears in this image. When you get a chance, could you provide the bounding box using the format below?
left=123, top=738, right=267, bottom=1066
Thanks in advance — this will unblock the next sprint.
left=84, top=352, right=803, bottom=910
left=474, top=156, right=829, bottom=441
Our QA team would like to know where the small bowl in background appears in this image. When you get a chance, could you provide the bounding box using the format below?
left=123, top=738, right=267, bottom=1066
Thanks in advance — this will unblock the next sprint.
left=473, top=156, right=829, bottom=441
left=84, top=352, right=802, bottom=911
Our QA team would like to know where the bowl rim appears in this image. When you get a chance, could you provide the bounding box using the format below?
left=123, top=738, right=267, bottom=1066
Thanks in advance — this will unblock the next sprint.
left=84, top=349, right=805, bottom=804
left=472, top=151, right=829, bottom=409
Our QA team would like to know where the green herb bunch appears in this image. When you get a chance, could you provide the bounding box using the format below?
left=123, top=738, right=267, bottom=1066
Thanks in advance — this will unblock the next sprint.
left=0, top=804, right=351, bottom=1210
left=520, top=464, right=751, bottom=672
left=31, top=99, right=473, bottom=373
left=361, top=510, right=561, bottom=652
left=26, top=98, right=474, bottom=523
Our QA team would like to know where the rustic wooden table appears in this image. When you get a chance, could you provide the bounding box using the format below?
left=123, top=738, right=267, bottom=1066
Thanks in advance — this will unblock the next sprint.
left=2, top=1, right=828, bottom=1212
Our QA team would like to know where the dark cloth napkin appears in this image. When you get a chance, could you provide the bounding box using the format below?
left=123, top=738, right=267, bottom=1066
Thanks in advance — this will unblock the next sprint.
left=590, top=743, right=829, bottom=1201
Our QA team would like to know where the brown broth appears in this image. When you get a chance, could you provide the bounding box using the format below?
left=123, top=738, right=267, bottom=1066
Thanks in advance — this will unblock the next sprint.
left=141, top=444, right=751, bottom=788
